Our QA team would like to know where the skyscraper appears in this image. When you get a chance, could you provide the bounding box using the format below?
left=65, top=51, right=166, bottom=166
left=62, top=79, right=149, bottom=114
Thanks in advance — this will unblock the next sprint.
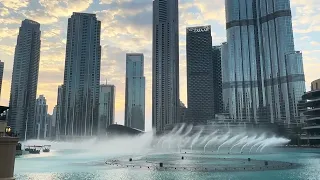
left=0, top=60, right=4, bottom=98
left=8, top=19, right=41, bottom=140
left=125, top=53, right=145, bottom=131
left=152, top=0, right=179, bottom=133
left=98, top=81, right=115, bottom=135
left=61, top=13, right=101, bottom=138
left=186, top=25, right=215, bottom=124
left=212, top=46, right=223, bottom=115
left=50, top=105, right=57, bottom=139
left=34, top=95, right=48, bottom=139
left=55, top=85, right=63, bottom=140
left=223, top=0, right=305, bottom=125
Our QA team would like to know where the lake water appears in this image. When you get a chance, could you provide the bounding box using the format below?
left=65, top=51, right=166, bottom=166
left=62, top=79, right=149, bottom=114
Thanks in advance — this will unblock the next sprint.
left=15, top=143, right=320, bottom=180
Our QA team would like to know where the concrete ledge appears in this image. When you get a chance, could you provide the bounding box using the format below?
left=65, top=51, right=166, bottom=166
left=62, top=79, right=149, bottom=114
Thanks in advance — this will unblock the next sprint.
left=0, top=137, right=19, bottom=180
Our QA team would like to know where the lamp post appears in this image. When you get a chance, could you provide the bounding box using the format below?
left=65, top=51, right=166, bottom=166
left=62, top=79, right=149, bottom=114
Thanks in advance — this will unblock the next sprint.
left=5, top=126, right=12, bottom=137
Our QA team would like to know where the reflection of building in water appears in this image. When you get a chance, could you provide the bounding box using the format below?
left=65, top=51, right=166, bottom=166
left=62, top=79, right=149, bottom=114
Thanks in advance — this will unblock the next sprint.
left=125, top=53, right=145, bottom=131
left=98, top=81, right=115, bottom=135
left=301, top=79, right=320, bottom=145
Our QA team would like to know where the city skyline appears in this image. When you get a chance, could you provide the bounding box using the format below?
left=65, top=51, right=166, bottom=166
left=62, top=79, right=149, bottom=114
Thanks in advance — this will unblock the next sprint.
left=0, top=0, right=320, bottom=131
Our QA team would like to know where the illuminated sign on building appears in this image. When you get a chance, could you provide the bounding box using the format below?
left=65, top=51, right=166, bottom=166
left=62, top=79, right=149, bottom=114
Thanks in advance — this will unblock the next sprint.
left=187, top=26, right=211, bottom=33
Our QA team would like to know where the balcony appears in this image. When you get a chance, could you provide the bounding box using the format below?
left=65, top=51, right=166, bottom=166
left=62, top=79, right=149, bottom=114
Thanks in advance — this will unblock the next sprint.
left=301, top=135, right=320, bottom=140
left=302, top=125, right=320, bottom=130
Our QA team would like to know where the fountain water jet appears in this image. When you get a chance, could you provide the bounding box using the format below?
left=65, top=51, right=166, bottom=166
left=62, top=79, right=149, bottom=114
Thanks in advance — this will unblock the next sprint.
left=240, top=135, right=257, bottom=153
left=190, top=127, right=204, bottom=151
left=249, top=135, right=266, bottom=153
left=217, top=133, right=240, bottom=153
left=229, top=136, right=248, bottom=153
left=199, top=131, right=218, bottom=146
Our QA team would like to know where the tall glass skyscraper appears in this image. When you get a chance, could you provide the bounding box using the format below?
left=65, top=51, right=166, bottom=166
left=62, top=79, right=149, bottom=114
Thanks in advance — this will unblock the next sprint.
left=186, top=25, right=215, bottom=124
left=212, top=46, right=223, bottom=115
left=98, top=81, right=115, bottom=135
left=55, top=85, right=63, bottom=140
left=8, top=19, right=41, bottom=140
left=34, top=95, right=48, bottom=139
left=152, top=0, right=179, bottom=133
left=0, top=60, right=4, bottom=98
left=61, top=13, right=101, bottom=138
left=223, top=0, right=305, bottom=125
left=125, top=53, right=145, bottom=131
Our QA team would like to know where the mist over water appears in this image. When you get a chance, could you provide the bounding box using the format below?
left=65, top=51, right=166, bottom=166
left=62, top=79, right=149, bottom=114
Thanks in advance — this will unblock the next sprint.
left=21, top=123, right=290, bottom=158
left=17, top=124, right=320, bottom=180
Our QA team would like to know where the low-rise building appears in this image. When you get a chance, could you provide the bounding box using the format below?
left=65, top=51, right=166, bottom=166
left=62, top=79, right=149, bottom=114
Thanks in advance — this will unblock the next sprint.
left=301, top=79, right=320, bottom=145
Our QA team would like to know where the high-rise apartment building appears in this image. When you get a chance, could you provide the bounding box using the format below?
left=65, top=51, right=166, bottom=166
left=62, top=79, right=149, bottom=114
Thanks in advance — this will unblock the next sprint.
left=8, top=19, right=41, bottom=140
left=98, top=81, right=115, bottom=135
left=55, top=85, right=63, bottom=140
left=50, top=106, right=57, bottom=139
left=60, top=13, right=101, bottom=138
left=223, top=0, right=305, bottom=125
left=34, top=95, right=48, bottom=139
left=186, top=25, right=215, bottom=124
left=125, top=53, right=145, bottom=131
left=178, top=100, right=187, bottom=123
left=152, top=0, right=179, bottom=133
left=0, top=61, right=4, bottom=98
left=212, top=46, right=223, bottom=114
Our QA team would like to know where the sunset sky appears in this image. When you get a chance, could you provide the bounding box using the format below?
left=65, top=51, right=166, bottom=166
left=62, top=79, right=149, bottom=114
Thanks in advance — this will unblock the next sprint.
left=0, top=0, right=319, bottom=131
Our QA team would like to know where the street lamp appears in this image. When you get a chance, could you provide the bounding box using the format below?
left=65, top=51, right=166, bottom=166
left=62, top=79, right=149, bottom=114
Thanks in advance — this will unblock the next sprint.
left=5, top=126, right=12, bottom=136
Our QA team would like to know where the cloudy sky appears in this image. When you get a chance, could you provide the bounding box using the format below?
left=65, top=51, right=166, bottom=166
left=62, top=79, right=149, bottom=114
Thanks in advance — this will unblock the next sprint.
left=0, top=0, right=319, bottom=131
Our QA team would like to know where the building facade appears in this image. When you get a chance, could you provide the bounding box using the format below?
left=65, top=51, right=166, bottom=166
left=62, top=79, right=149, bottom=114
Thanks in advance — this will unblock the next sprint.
left=186, top=25, right=215, bottom=124
left=60, top=13, right=101, bottom=138
left=223, top=0, right=305, bottom=125
left=152, top=0, right=180, bottom=133
left=98, top=81, right=115, bottom=135
left=8, top=19, right=41, bottom=140
left=212, top=46, right=223, bottom=115
left=34, top=95, right=48, bottom=139
left=125, top=53, right=145, bottom=131
left=301, top=79, right=320, bottom=145
left=55, top=85, right=63, bottom=140
left=49, top=106, right=57, bottom=139
left=178, top=100, right=187, bottom=123
left=46, top=114, right=52, bottom=139
left=0, top=61, right=3, bottom=98
left=311, top=79, right=320, bottom=91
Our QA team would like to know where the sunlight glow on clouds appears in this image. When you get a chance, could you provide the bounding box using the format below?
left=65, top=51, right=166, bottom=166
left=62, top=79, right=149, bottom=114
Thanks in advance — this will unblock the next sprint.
left=0, top=0, right=319, bottom=130
left=1, top=0, right=29, bottom=10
